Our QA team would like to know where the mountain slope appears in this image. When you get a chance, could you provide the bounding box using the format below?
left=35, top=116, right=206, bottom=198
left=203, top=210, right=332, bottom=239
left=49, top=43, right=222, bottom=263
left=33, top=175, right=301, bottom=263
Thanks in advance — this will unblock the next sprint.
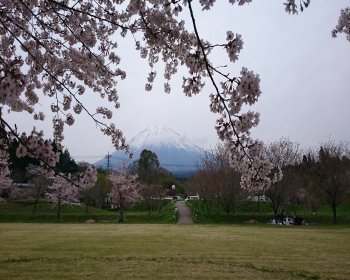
left=94, top=124, right=204, bottom=177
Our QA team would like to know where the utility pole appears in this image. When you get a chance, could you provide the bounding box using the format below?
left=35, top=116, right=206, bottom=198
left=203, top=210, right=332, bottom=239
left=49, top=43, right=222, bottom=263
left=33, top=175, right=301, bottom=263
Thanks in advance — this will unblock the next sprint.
left=105, top=152, right=112, bottom=172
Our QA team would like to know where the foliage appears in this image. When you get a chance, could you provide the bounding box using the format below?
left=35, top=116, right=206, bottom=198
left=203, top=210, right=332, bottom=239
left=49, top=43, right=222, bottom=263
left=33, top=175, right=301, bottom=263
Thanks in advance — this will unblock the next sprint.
left=302, top=141, right=350, bottom=223
left=88, top=170, right=113, bottom=209
left=189, top=145, right=245, bottom=214
left=135, top=149, right=171, bottom=184
left=160, top=176, right=186, bottom=195
left=139, top=184, right=165, bottom=216
left=54, top=148, right=78, bottom=175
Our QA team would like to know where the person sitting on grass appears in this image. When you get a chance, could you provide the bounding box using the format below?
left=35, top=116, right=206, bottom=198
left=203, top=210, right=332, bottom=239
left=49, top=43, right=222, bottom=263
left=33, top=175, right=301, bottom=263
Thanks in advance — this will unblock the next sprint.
left=273, top=210, right=286, bottom=225
left=291, top=211, right=304, bottom=225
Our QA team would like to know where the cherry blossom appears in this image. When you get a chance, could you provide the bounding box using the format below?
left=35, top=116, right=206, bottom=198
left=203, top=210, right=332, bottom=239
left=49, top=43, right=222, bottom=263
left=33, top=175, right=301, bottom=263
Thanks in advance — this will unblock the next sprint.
left=332, top=7, right=350, bottom=42
left=47, top=175, right=80, bottom=222
left=108, top=172, right=140, bottom=222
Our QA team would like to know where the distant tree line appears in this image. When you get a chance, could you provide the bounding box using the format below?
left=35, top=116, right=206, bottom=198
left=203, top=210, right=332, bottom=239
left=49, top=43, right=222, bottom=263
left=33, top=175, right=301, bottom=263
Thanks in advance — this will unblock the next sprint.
left=188, top=139, right=350, bottom=223
left=1, top=143, right=186, bottom=222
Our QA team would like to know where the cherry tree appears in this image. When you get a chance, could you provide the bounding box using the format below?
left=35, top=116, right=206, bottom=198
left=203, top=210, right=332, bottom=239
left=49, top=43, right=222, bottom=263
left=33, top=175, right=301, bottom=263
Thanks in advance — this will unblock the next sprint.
left=77, top=164, right=97, bottom=213
left=47, top=175, right=79, bottom=222
left=26, top=164, right=53, bottom=214
left=0, top=0, right=348, bottom=193
left=263, top=138, right=301, bottom=215
left=108, top=171, right=140, bottom=222
left=45, top=165, right=96, bottom=221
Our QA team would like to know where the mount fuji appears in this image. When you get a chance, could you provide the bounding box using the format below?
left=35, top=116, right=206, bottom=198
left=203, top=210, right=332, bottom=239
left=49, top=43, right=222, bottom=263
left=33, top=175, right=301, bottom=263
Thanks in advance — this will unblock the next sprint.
left=94, top=124, right=204, bottom=177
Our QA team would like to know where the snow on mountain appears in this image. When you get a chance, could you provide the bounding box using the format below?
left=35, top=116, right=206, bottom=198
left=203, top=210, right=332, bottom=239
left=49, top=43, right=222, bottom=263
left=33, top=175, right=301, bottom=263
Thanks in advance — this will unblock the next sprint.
left=130, top=124, right=203, bottom=153
left=94, top=124, right=204, bottom=177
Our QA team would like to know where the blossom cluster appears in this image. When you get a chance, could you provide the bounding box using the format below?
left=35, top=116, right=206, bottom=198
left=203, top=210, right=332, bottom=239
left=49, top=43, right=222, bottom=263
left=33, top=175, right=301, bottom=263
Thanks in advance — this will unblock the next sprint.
left=225, top=139, right=273, bottom=191
left=47, top=175, right=79, bottom=205
left=226, top=32, right=243, bottom=63
left=0, top=125, right=97, bottom=196
left=199, top=0, right=252, bottom=10
left=46, top=166, right=97, bottom=205
left=283, top=0, right=310, bottom=14
left=15, top=128, right=60, bottom=167
left=0, top=0, right=129, bottom=154
left=108, top=172, right=140, bottom=209
left=332, top=7, right=350, bottom=42
left=76, top=165, right=97, bottom=190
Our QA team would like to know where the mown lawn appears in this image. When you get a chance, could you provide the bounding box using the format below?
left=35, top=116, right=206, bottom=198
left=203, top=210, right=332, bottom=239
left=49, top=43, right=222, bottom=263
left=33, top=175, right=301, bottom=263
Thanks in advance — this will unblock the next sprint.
left=0, top=223, right=349, bottom=279
left=0, top=199, right=178, bottom=223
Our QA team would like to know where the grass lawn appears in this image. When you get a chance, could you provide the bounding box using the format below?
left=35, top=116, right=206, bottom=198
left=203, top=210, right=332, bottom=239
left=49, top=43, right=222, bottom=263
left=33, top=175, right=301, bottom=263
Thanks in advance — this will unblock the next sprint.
left=0, top=200, right=178, bottom=224
left=187, top=201, right=350, bottom=225
left=0, top=224, right=349, bottom=279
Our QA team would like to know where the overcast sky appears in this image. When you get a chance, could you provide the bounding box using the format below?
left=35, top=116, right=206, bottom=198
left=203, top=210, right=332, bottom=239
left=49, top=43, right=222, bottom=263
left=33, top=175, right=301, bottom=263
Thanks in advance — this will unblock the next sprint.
left=7, top=1, right=350, bottom=163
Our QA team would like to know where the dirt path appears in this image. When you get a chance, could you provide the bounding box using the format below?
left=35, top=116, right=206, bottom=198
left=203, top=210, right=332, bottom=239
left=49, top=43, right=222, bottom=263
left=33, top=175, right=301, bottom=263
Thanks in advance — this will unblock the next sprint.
left=175, top=201, right=193, bottom=224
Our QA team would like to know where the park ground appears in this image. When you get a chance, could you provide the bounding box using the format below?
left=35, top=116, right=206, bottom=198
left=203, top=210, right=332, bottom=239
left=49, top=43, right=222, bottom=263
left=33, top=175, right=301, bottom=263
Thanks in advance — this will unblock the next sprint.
left=0, top=223, right=350, bottom=280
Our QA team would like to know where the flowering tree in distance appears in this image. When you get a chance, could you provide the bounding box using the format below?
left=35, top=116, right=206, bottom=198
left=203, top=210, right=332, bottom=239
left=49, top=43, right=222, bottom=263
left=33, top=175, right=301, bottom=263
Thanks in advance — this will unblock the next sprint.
left=264, top=138, right=301, bottom=215
left=26, top=164, right=53, bottom=214
left=46, top=165, right=96, bottom=221
left=47, top=175, right=79, bottom=222
left=0, top=1, right=348, bottom=192
left=108, top=172, right=140, bottom=222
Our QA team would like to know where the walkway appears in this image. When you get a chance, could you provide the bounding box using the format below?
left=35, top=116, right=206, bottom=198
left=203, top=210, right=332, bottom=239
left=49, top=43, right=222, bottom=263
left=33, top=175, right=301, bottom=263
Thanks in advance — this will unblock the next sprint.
left=175, top=201, right=193, bottom=224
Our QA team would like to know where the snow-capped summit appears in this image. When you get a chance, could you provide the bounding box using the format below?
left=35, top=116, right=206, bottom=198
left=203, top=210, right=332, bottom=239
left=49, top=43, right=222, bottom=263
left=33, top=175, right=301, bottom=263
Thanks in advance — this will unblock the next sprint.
left=129, top=124, right=203, bottom=153
left=94, top=124, right=204, bottom=177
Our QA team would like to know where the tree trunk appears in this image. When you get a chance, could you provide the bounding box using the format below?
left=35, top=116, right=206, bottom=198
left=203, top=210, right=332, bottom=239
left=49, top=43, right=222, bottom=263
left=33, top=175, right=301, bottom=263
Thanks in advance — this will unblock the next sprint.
left=56, top=199, right=62, bottom=223
left=118, top=206, right=124, bottom=222
left=257, top=196, right=261, bottom=214
left=331, top=203, right=337, bottom=224
left=85, top=196, right=89, bottom=214
left=32, top=186, right=42, bottom=214
left=32, top=192, right=39, bottom=215
left=32, top=196, right=38, bottom=215
left=118, top=196, right=125, bottom=222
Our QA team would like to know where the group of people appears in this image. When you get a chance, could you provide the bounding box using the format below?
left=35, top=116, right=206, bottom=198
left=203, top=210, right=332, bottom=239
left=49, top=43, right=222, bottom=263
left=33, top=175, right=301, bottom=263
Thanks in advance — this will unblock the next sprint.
left=271, top=210, right=305, bottom=226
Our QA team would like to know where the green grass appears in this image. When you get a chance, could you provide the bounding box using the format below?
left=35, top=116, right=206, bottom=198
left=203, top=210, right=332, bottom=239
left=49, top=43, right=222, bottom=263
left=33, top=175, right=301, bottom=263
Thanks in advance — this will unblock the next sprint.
left=0, top=199, right=177, bottom=223
left=0, top=223, right=349, bottom=279
left=1, top=199, right=349, bottom=225
left=187, top=201, right=350, bottom=225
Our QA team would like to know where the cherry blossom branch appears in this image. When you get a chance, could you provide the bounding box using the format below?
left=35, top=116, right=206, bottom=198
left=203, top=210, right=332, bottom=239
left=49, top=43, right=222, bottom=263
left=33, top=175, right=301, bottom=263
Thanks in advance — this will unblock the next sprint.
left=48, top=0, right=129, bottom=30
left=46, top=1, right=116, bottom=77
left=0, top=18, right=129, bottom=153
left=187, top=0, right=245, bottom=152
